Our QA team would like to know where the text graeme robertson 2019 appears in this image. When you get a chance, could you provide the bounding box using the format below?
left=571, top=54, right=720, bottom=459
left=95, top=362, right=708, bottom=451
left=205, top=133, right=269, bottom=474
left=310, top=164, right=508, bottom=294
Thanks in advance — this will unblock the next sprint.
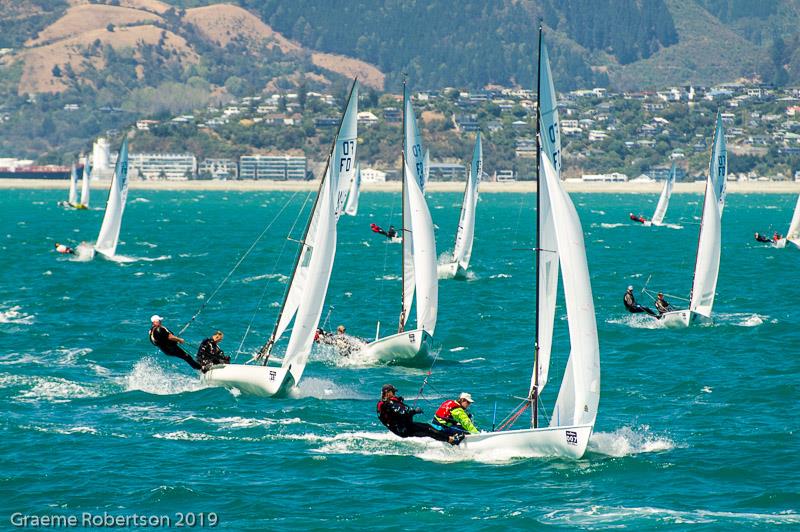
left=10, top=512, right=219, bottom=528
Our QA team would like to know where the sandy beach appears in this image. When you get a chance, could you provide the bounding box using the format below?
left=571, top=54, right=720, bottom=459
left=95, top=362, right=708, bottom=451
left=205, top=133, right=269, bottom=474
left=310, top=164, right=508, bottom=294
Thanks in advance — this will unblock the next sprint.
left=2, top=178, right=799, bottom=194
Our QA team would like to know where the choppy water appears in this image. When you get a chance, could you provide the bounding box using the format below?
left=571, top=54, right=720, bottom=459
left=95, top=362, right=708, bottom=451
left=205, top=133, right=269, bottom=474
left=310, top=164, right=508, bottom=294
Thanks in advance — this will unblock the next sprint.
left=1, top=189, right=798, bottom=529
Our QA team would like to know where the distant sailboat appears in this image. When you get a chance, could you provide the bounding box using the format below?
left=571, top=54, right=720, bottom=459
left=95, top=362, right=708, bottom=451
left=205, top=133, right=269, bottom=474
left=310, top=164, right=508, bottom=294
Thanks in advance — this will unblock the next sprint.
left=773, top=194, right=800, bottom=249
left=658, top=115, right=725, bottom=327
left=361, top=82, right=437, bottom=364
left=75, top=157, right=91, bottom=210
left=645, top=163, right=675, bottom=226
left=439, top=131, right=483, bottom=279
left=344, top=163, right=361, bottom=216
left=458, top=29, right=599, bottom=458
left=201, top=81, right=359, bottom=397
left=58, top=164, right=79, bottom=208
left=93, top=139, right=130, bottom=259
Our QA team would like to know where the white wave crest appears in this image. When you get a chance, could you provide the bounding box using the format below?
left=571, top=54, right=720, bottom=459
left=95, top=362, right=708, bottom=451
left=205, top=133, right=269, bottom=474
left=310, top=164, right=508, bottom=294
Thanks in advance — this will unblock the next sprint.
left=289, top=377, right=367, bottom=400
left=606, top=314, right=663, bottom=329
left=0, top=305, right=34, bottom=325
left=587, top=426, right=675, bottom=457
left=599, top=223, right=626, bottom=228
left=544, top=506, right=799, bottom=527
left=122, top=357, right=204, bottom=395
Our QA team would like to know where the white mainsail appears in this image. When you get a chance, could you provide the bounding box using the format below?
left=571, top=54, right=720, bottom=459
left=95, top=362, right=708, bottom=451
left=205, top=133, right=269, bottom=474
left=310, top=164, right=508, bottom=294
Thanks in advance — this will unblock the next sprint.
left=94, top=139, right=129, bottom=257
left=709, top=112, right=727, bottom=215
left=785, top=194, right=800, bottom=244
left=68, top=164, right=78, bottom=204
left=80, top=158, right=92, bottom=207
left=650, top=163, right=675, bottom=226
left=541, top=153, right=600, bottom=428
left=689, top=177, right=722, bottom=317
left=531, top=39, right=561, bottom=397
left=451, top=132, right=482, bottom=272
left=423, top=148, right=430, bottom=190
left=344, top=163, right=361, bottom=216
left=405, top=158, right=438, bottom=334
left=274, top=82, right=358, bottom=340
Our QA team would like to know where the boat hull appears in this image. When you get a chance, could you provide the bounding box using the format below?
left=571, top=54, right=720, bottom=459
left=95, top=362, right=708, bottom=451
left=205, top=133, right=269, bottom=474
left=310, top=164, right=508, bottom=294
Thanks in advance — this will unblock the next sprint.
left=363, top=329, right=431, bottom=364
left=460, top=423, right=594, bottom=459
left=659, top=309, right=712, bottom=328
left=201, top=363, right=294, bottom=397
left=775, top=238, right=800, bottom=250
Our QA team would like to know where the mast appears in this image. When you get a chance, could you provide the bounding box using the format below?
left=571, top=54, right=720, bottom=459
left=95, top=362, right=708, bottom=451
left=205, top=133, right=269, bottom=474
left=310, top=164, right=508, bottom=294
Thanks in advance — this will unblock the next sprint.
left=532, top=21, right=543, bottom=428
left=261, top=79, right=358, bottom=362
left=399, top=79, right=407, bottom=333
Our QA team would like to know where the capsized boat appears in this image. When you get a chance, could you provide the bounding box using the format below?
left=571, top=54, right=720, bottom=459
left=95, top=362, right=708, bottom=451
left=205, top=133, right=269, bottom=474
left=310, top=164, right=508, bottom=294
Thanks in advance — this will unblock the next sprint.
left=439, top=131, right=483, bottom=279
left=202, top=81, right=360, bottom=397
left=658, top=113, right=725, bottom=328
left=360, top=82, right=438, bottom=364
left=458, top=31, right=599, bottom=458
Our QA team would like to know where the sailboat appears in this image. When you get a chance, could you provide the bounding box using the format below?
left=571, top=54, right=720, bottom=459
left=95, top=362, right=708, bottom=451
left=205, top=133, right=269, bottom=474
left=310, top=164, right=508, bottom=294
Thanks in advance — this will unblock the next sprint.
left=75, top=157, right=91, bottom=210
left=93, top=139, right=130, bottom=259
left=773, top=194, right=800, bottom=249
left=201, top=81, right=359, bottom=397
left=658, top=114, right=725, bottom=328
left=439, top=132, right=483, bottom=279
left=459, top=30, right=599, bottom=458
left=58, top=163, right=79, bottom=208
left=344, top=163, right=361, bottom=216
left=361, top=82, right=438, bottom=364
left=643, top=163, right=675, bottom=226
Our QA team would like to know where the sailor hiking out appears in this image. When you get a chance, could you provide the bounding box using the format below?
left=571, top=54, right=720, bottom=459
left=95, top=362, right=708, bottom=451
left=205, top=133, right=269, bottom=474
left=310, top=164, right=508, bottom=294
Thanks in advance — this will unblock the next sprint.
left=376, top=384, right=462, bottom=445
left=433, top=392, right=479, bottom=435
left=149, top=315, right=202, bottom=370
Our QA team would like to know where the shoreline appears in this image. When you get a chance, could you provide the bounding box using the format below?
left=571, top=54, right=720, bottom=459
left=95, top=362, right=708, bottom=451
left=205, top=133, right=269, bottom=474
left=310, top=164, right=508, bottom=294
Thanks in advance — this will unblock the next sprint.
left=1, top=178, right=799, bottom=194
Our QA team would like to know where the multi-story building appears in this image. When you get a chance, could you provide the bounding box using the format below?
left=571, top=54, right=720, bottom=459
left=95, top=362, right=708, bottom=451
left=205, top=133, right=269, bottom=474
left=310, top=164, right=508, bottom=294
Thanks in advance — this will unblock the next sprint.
left=198, top=158, right=237, bottom=180
left=428, top=163, right=466, bottom=182
left=239, top=155, right=307, bottom=180
left=129, top=153, right=197, bottom=180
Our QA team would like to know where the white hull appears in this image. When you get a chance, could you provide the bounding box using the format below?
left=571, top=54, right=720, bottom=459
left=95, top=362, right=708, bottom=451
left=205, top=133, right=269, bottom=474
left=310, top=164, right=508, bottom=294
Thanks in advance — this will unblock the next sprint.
left=438, top=261, right=467, bottom=279
left=460, top=423, right=593, bottom=459
left=658, top=309, right=713, bottom=328
left=201, top=363, right=294, bottom=397
left=363, top=328, right=431, bottom=364
left=775, top=238, right=800, bottom=250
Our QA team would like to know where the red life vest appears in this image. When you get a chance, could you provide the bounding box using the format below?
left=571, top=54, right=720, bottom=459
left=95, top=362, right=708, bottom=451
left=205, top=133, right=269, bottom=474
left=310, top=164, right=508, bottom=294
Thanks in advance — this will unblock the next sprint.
left=435, top=400, right=460, bottom=422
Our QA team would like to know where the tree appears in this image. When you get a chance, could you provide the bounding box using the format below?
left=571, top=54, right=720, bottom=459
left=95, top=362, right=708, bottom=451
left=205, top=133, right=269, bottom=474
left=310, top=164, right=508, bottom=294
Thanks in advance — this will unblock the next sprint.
left=51, top=65, right=62, bottom=78
left=106, top=23, right=115, bottom=32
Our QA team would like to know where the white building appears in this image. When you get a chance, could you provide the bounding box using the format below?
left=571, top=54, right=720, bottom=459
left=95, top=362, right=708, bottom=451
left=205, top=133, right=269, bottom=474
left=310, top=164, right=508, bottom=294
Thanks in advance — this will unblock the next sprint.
left=357, top=111, right=379, bottom=126
left=198, top=158, right=237, bottom=180
left=129, top=153, right=197, bottom=180
left=582, top=173, right=628, bottom=182
left=91, top=137, right=113, bottom=179
left=239, top=155, right=306, bottom=180
left=360, top=168, right=386, bottom=183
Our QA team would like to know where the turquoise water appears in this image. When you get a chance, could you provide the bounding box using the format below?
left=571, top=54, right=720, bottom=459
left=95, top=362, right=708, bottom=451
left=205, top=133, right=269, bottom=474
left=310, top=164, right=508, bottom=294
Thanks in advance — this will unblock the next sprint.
left=1, top=189, right=798, bottom=530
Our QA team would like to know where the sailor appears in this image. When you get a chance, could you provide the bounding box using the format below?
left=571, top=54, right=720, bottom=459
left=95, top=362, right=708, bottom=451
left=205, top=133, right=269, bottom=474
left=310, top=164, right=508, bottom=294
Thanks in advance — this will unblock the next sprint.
left=54, top=242, right=75, bottom=254
left=624, top=286, right=657, bottom=317
left=629, top=212, right=647, bottom=224
left=773, top=231, right=782, bottom=242
left=196, top=330, right=230, bottom=372
left=433, top=393, right=479, bottom=435
left=754, top=232, right=772, bottom=243
left=370, top=223, right=397, bottom=239
left=376, top=384, right=463, bottom=445
left=654, top=292, right=673, bottom=316
left=386, top=225, right=397, bottom=239
left=148, top=315, right=202, bottom=370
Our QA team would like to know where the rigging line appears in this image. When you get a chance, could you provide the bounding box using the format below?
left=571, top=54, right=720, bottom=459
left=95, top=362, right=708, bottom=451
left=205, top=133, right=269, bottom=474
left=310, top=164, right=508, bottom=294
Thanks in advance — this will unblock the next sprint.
left=413, top=345, right=444, bottom=407
left=376, top=192, right=397, bottom=325
left=178, top=189, right=303, bottom=336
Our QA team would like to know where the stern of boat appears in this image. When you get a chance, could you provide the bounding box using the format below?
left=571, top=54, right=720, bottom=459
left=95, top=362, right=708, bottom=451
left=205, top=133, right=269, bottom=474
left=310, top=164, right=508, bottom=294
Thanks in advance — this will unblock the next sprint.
left=201, top=363, right=294, bottom=397
left=363, top=329, right=432, bottom=365
left=460, top=424, right=593, bottom=459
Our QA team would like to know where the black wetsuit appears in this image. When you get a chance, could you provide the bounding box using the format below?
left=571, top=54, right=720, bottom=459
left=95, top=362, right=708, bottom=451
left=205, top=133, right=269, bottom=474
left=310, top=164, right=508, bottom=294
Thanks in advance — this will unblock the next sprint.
left=624, top=291, right=657, bottom=317
left=149, top=324, right=202, bottom=370
left=755, top=234, right=772, bottom=243
left=655, top=297, right=673, bottom=315
left=377, top=396, right=450, bottom=442
left=386, top=226, right=397, bottom=238
left=196, top=337, right=230, bottom=371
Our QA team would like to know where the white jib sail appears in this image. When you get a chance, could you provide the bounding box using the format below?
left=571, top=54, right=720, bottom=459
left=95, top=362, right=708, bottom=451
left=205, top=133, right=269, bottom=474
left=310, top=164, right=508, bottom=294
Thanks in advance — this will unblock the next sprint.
left=785, top=194, right=800, bottom=243
left=405, top=159, right=438, bottom=334
left=404, top=84, right=427, bottom=192
left=650, top=163, right=675, bottom=226
left=80, top=159, right=92, bottom=207
left=281, top=165, right=338, bottom=384
left=344, top=163, right=361, bottom=216
left=531, top=39, right=561, bottom=397
left=540, top=153, right=600, bottom=429
left=452, top=132, right=482, bottom=271
left=94, top=139, right=129, bottom=257
left=710, top=112, right=727, bottom=215
left=68, top=164, right=78, bottom=204
left=689, top=177, right=722, bottom=317
left=274, top=86, right=358, bottom=340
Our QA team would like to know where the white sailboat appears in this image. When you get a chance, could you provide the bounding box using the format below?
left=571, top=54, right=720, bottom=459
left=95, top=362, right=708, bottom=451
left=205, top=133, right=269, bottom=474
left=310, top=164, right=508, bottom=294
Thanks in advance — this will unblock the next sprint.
left=75, top=157, right=91, bottom=210
left=659, top=116, right=725, bottom=328
left=361, top=83, right=438, bottom=364
left=58, top=164, right=79, bottom=208
left=92, top=139, right=130, bottom=259
left=643, top=162, right=675, bottom=226
left=344, top=163, right=361, bottom=216
left=773, top=194, right=800, bottom=249
left=202, top=81, right=359, bottom=397
left=459, top=32, right=599, bottom=458
left=439, top=132, right=483, bottom=279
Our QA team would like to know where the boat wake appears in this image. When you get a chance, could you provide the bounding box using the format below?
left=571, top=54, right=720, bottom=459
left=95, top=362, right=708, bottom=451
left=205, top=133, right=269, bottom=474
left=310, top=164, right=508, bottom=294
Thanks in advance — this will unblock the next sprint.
left=288, top=377, right=367, bottom=400
left=0, top=373, right=100, bottom=403
left=543, top=505, right=799, bottom=527
left=587, top=425, right=675, bottom=457
left=716, top=312, right=774, bottom=327
left=71, top=243, right=96, bottom=262
left=607, top=314, right=663, bottom=329
left=105, top=254, right=172, bottom=263
left=598, top=223, right=625, bottom=229
left=121, top=357, right=204, bottom=395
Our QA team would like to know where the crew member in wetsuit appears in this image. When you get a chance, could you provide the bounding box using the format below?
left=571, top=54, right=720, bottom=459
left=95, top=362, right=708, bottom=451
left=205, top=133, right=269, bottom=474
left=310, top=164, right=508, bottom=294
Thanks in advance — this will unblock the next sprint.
left=654, top=292, right=673, bottom=316
left=54, top=242, right=75, bottom=254
left=149, top=315, right=202, bottom=370
left=376, top=384, right=462, bottom=445
left=196, top=330, right=230, bottom=372
left=754, top=232, right=772, bottom=243
left=624, top=286, right=657, bottom=317
left=370, top=223, right=398, bottom=239
left=386, top=225, right=397, bottom=238
left=433, top=393, right=479, bottom=436
left=629, top=212, right=647, bottom=224
left=773, top=231, right=782, bottom=242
